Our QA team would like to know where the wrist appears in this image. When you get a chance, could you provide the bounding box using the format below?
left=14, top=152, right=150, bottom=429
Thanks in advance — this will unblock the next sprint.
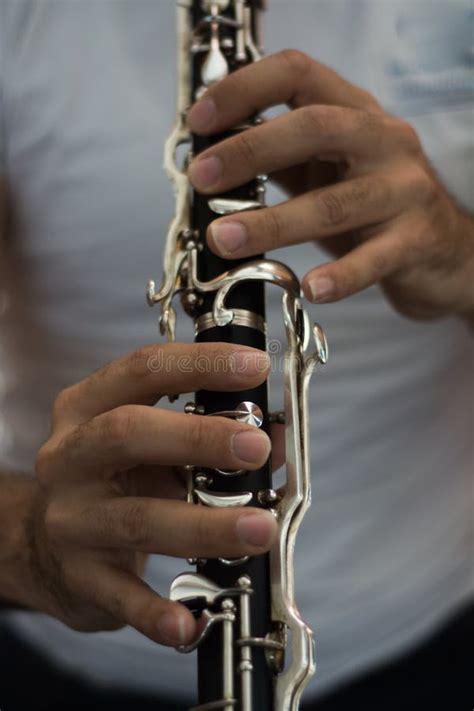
left=0, top=474, right=40, bottom=610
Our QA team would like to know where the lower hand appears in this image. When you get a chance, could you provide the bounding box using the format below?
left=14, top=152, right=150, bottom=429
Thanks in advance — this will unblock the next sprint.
left=21, top=343, right=275, bottom=647
left=187, top=50, right=474, bottom=322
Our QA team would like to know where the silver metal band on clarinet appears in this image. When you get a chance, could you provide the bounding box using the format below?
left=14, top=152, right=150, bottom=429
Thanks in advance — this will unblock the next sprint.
left=195, top=309, right=266, bottom=335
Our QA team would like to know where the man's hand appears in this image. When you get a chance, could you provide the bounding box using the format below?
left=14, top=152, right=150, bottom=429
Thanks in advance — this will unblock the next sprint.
left=6, top=343, right=275, bottom=648
left=187, top=50, right=474, bottom=321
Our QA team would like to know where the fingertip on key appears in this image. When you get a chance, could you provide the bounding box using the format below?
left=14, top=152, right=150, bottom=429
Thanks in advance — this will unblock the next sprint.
left=159, top=609, right=196, bottom=647
left=188, top=155, right=223, bottom=191
left=187, top=98, right=217, bottom=133
left=210, top=221, right=248, bottom=256
left=236, top=510, right=278, bottom=549
left=231, top=430, right=271, bottom=466
left=305, top=275, right=335, bottom=303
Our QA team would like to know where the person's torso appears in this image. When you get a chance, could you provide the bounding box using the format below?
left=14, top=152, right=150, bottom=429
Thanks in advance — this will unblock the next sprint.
left=0, top=0, right=472, bottom=700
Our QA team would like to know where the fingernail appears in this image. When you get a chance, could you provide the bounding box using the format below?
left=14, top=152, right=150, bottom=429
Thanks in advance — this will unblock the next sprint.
left=159, top=612, right=191, bottom=646
left=231, top=430, right=271, bottom=465
left=188, top=98, right=217, bottom=133
left=308, top=276, right=335, bottom=303
left=236, top=511, right=277, bottom=548
left=188, top=155, right=222, bottom=191
left=211, top=221, right=248, bottom=255
left=233, top=349, right=270, bottom=375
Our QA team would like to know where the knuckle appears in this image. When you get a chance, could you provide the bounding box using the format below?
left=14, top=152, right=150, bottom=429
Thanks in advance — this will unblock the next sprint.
left=127, top=345, right=157, bottom=379
left=100, top=406, right=139, bottom=448
left=52, top=387, right=73, bottom=420
left=235, top=130, right=257, bottom=166
left=384, top=116, right=422, bottom=154
left=35, top=442, right=57, bottom=482
left=421, top=174, right=438, bottom=206
left=99, top=590, right=129, bottom=632
left=410, top=166, right=438, bottom=205
left=345, top=178, right=372, bottom=213
left=82, top=501, right=115, bottom=542
left=117, top=500, right=150, bottom=549
left=264, top=208, right=285, bottom=249
left=318, top=189, right=350, bottom=228
left=106, top=591, right=129, bottom=624
left=369, top=250, right=390, bottom=278
left=279, top=48, right=312, bottom=76
left=302, top=104, right=337, bottom=137
left=60, top=421, right=89, bottom=462
left=359, top=89, right=382, bottom=113
left=390, top=239, right=409, bottom=270
left=357, top=109, right=383, bottom=141
left=370, top=173, right=392, bottom=205
left=397, top=118, right=422, bottom=152
left=406, top=225, right=428, bottom=262
left=43, top=498, right=68, bottom=544
left=194, top=508, right=215, bottom=549
left=184, top=414, right=211, bottom=454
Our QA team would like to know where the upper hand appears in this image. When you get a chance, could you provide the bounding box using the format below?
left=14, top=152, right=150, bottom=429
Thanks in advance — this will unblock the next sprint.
left=26, top=343, right=275, bottom=647
left=187, top=50, right=474, bottom=321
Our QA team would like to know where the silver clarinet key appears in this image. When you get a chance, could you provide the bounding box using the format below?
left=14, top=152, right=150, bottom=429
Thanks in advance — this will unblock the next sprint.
left=195, top=489, right=253, bottom=508
left=200, top=2, right=229, bottom=89
left=209, top=401, right=263, bottom=428
left=208, top=198, right=264, bottom=215
left=170, top=572, right=243, bottom=607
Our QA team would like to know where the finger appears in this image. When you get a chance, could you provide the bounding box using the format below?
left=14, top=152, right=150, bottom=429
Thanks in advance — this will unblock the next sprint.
left=187, top=50, right=381, bottom=135
left=207, top=173, right=407, bottom=258
left=61, top=497, right=278, bottom=559
left=302, top=229, right=406, bottom=303
left=43, top=405, right=271, bottom=480
left=86, top=563, right=196, bottom=647
left=188, top=106, right=388, bottom=195
left=52, top=343, right=270, bottom=428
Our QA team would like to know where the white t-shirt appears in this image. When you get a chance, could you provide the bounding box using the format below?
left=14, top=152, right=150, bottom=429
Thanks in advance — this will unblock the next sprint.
left=0, top=0, right=472, bottom=702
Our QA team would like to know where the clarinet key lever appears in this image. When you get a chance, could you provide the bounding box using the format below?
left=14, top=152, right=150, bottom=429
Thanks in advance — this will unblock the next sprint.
left=209, top=402, right=263, bottom=428
left=170, top=573, right=246, bottom=609
left=195, top=489, right=253, bottom=508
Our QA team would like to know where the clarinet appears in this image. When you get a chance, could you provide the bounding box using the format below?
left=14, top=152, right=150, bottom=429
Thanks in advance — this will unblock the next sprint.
left=147, top=2, right=328, bottom=709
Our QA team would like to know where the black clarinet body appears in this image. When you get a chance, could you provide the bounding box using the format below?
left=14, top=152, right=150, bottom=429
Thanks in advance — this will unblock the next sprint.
left=193, top=63, right=273, bottom=711
left=191, top=3, right=273, bottom=706
left=148, top=2, right=328, bottom=709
